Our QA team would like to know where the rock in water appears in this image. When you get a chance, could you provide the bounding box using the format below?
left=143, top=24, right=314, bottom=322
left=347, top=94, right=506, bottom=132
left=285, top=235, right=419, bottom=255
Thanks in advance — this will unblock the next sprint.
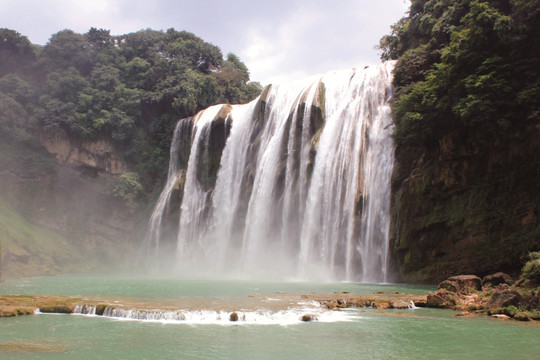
left=438, top=275, right=481, bottom=295
left=486, top=284, right=525, bottom=310
left=301, top=314, right=317, bottom=322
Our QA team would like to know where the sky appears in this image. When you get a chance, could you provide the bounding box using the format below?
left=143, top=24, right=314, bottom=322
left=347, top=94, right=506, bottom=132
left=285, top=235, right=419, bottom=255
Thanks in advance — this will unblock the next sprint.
left=0, top=0, right=410, bottom=85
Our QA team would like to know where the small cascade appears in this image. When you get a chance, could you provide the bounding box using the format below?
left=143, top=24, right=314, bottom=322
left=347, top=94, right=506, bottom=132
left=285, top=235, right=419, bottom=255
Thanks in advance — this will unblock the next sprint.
left=70, top=304, right=355, bottom=325
left=73, top=305, right=97, bottom=315
left=143, top=62, right=396, bottom=282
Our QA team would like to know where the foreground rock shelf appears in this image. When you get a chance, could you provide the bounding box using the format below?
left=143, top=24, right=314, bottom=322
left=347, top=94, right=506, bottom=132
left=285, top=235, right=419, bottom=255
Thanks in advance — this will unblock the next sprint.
left=2, top=272, right=538, bottom=323
left=0, top=292, right=427, bottom=321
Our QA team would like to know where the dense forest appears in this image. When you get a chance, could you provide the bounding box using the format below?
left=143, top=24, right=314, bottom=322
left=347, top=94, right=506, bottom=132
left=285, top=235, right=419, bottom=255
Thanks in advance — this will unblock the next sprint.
left=380, top=0, right=540, bottom=281
left=0, top=27, right=261, bottom=195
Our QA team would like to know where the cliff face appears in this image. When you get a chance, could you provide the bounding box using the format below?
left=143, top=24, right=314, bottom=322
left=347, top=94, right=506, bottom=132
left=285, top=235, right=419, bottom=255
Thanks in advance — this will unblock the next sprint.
left=38, top=134, right=128, bottom=175
left=0, top=139, right=142, bottom=278
left=389, top=126, right=540, bottom=283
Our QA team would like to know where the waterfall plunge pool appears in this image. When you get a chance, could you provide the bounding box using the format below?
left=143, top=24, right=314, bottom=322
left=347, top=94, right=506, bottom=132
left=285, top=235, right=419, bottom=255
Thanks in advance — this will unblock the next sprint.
left=1, top=275, right=539, bottom=359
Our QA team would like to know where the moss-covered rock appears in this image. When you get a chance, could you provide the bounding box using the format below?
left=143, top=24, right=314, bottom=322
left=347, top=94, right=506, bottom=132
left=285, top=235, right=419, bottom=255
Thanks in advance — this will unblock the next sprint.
left=38, top=304, right=75, bottom=314
left=195, top=105, right=233, bottom=191
left=522, top=253, right=540, bottom=285
left=389, top=130, right=540, bottom=283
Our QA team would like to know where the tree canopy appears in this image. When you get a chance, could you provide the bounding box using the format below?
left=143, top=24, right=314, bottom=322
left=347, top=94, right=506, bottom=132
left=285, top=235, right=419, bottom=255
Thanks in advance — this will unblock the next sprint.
left=0, top=27, right=262, bottom=190
left=380, top=0, right=540, bottom=148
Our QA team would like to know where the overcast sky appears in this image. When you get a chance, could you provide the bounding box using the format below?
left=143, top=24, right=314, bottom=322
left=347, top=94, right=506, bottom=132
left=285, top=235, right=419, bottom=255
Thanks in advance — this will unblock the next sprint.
left=0, top=0, right=410, bottom=85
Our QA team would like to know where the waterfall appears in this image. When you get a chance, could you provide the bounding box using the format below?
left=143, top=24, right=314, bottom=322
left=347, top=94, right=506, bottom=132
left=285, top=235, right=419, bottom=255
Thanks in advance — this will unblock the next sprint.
left=143, top=62, right=395, bottom=282
left=141, top=118, right=191, bottom=259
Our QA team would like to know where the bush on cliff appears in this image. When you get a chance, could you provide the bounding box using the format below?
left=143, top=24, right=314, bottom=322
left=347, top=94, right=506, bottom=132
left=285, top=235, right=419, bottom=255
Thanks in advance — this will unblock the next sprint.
left=522, top=252, right=540, bottom=285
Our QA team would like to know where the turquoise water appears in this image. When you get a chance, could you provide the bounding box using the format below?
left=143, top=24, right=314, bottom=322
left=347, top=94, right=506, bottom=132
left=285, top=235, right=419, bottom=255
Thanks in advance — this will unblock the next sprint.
left=1, top=276, right=539, bottom=359
left=0, top=274, right=433, bottom=297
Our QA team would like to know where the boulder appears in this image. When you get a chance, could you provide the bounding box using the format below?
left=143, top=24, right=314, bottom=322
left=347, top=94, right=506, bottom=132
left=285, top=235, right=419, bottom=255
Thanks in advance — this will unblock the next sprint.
left=513, top=312, right=531, bottom=321
left=371, top=302, right=391, bottom=309
left=491, top=314, right=510, bottom=320
left=301, top=314, right=317, bottom=322
left=426, top=290, right=457, bottom=308
left=482, top=272, right=512, bottom=288
left=229, top=312, right=239, bottom=322
left=486, top=285, right=525, bottom=310
left=390, top=300, right=410, bottom=309
left=438, top=275, right=481, bottom=295
left=454, top=311, right=474, bottom=317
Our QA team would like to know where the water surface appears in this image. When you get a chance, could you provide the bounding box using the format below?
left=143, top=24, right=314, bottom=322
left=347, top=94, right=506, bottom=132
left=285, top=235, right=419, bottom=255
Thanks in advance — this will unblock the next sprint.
left=1, top=276, right=538, bottom=360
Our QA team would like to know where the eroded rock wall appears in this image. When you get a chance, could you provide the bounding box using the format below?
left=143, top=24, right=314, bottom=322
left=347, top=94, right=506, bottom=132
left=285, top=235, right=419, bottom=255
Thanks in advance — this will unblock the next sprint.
left=389, top=128, right=540, bottom=283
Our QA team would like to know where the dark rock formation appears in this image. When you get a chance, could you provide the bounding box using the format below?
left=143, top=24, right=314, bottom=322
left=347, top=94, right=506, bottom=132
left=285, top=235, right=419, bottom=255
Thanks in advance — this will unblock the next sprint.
left=389, top=130, right=540, bottom=283
left=195, top=105, right=233, bottom=191
left=438, top=275, right=481, bottom=295
left=426, top=289, right=457, bottom=308
left=301, top=314, right=317, bottom=322
left=486, top=284, right=525, bottom=310
left=482, top=272, right=512, bottom=288
left=229, top=312, right=239, bottom=322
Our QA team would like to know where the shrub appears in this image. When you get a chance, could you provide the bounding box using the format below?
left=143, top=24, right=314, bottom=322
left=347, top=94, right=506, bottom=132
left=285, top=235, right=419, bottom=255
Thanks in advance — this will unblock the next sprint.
left=522, top=252, right=540, bottom=285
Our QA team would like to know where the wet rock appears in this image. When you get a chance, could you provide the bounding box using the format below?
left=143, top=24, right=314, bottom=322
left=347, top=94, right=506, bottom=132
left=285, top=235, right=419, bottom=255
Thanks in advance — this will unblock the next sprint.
left=390, top=300, right=410, bottom=309
left=322, top=300, right=338, bottom=310
left=486, top=285, right=525, bottom=309
left=301, top=314, right=317, bottom=322
left=426, top=290, right=457, bottom=308
left=491, top=314, right=510, bottom=320
left=336, top=299, right=349, bottom=308
left=482, top=272, right=512, bottom=288
left=513, top=312, right=531, bottom=321
left=38, top=304, right=74, bottom=314
left=438, top=275, right=481, bottom=295
left=454, top=311, right=474, bottom=317
left=229, top=312, right=239, bottom=322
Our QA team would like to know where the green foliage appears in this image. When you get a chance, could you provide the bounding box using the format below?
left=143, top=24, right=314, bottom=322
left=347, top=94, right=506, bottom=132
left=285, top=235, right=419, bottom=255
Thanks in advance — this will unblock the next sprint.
left=0, top=28, right=37, bottom=77
left=521, top=255, right=540, bottom=284
left=113, top=172, right=144, bottom=210
left=0, top=27, right=262, bottom=191
left=382, top=0, right=540, bottom=148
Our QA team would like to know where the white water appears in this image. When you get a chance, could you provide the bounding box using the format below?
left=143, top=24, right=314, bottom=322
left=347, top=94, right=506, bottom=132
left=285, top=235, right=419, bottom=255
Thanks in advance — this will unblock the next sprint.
left=144, top=62, right=395, bottom=282
left=71, top=302, right=357, bottom=326
left=142, top=118, right=191, bottom=257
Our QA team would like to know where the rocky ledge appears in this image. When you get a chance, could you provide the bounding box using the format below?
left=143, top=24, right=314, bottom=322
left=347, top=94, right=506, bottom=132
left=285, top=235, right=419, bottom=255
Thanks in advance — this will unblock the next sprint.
left=0, top=291, right=428, bottom=322
left=426, top=271, right=540, bottom=321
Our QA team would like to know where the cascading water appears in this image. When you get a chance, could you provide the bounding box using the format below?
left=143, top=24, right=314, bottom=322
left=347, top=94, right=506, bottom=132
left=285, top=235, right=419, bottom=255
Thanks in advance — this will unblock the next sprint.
left=141, top=118, right=192, bottom=259
left=143, top=62, right=395, bottom=282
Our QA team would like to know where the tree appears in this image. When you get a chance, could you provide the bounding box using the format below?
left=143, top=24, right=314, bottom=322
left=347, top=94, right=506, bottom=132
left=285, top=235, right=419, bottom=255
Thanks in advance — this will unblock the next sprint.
left=0, top=28, right=36, bottom=77
left=382, top=0, right=540, bottom=148
left=40, top=30, right=92, bottom=75
left=1, top=26, right=262, bottom=191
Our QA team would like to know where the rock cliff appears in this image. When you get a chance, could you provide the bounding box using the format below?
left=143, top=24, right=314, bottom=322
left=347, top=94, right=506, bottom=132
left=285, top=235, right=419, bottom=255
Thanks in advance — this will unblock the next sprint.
left=0, top=139, right=142, bottom=278
left=389, top=127, right=540, bottom=283
left=37, top=134, right=127, bottom=175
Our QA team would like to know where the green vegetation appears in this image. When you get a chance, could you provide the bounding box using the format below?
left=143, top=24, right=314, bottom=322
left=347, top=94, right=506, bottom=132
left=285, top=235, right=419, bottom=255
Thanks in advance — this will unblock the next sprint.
left=522, top=252, right=540, bottom=285
left=0, top=27, right=262, bottom=190
left=381, top=0, right=540, bottom=282
left=380, top=0, right=540, bottom=148
left=112, top=172, right=144, bottom=211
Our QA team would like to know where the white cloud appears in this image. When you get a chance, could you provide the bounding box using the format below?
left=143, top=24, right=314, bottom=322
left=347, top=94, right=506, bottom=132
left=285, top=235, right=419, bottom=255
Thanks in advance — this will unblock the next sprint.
left=240, top=8, right=329, bottom=85
left=0, top=0, right=410, bottom=84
